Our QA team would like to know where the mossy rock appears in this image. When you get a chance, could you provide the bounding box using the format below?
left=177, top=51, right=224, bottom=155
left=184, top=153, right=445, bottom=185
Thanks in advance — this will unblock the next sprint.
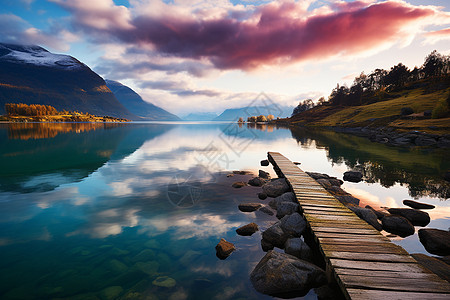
left=109, top=247, right=129, bottom=256
left=99, top=286, right=123, bottom=300
left=135, top=261, right=159, bottom=275
left=144, top=240, right=161, bottom=249
left=133, top=249, right=156, bottom=262
left=107, top=259, right=128, bottom=273
left=152, top=276, right=176, bottom=288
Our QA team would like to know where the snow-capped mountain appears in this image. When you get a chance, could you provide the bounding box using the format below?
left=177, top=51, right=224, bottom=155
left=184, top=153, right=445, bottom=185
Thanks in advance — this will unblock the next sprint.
left=0, top=43, right=84, bottom=70
left=0, top=43, right=136, bottom=119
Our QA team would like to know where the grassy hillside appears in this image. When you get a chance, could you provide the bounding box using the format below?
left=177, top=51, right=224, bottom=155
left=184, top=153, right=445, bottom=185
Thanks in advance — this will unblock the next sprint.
left=289, top=77, right=450, bottom=134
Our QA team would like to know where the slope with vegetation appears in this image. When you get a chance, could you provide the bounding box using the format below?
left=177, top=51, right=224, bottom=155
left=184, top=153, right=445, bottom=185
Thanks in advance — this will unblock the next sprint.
left=287, top=51, right=450, bottom=135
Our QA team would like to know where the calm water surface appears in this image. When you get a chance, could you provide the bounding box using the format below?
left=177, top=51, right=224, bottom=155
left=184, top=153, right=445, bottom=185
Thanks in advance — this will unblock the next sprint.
left=0, top=122, right=448, bottom=299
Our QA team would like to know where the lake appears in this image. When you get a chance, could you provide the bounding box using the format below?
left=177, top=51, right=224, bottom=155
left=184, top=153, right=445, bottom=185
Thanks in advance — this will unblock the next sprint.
left=0, top=122, right=448, bottom=299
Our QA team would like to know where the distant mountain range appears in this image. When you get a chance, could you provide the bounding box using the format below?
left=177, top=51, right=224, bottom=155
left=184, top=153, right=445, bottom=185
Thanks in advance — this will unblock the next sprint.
left=182, top=112, right=218, bottom=121
left=105, top=80, right=180, bottom=121
left=0, top=43, right=179, bottom=120
left=213, top=105, right=294, bottom=121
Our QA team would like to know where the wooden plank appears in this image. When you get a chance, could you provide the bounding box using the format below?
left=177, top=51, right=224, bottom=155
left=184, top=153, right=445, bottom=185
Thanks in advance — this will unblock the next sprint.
left=300, top=205, right=352, bottom=212
left=308, top=221, right=374, bottom=229
left=339, top=274, right=450, bottom=293
left=330, top=259, right=428, bottom=273
left=325, top=251, right=414, bottom=263
left=317, top=236, right=389, bottom=244
left=321, top=244, right=407, bottom=254
left=304, top=214, right=364, bottom=222
left=302, top=210, right=355, bottom=216
left=299, top=202, right=347, bottom=209
left=346, top=289, right=450, bottom=300
left=311, top=226, right=380, bottom=235
left=315, top=232, right=386, bottom=240
left=335, top=268, right=434, bottom=278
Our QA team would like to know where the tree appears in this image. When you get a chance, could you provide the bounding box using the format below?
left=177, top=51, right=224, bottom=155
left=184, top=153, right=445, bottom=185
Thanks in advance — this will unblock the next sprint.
left=422, top=50, right=447, bottom=78
left=292, top=99, right=314, bottom=116
left=267, top=114, right=274, bottom=121
left=385, top=63, right=409, bottom=89
left=238, top=117, right=244, bottom=123
left=256, top=115, right=267, bottom=122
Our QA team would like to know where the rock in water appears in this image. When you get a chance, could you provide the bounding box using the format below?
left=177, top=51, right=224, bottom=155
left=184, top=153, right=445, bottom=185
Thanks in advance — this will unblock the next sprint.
left=387, top=208, right=430, bottom=226
left=236, top=223, right=259, bottom=236
left=259, top=206, right=274, bottom=216
left=259, top=170, right=270, bottom=179
left=343, top=171, right=363, bottom=183
left=418, top=229, right=450, bottom=256
left=262, top=222, right=289, bottom=249
left=348, top=205, right=382, bottom=231
left=215, top=238, right=235, bottom=259
left=280, top=213, right=306, bottom=237
left=152, top=276, right=176, bottom=288
left=262, top=178, right=291, bottom=198
left=276, top=202, right=299, bottom=219
left=269, top=192, right=296, bottom=209
left=260, top=159, right=270, bottom=166
left=365, top=205, right=389, bottom=220
left=238, top=203, right=262, bottom=212
left=335, top=195, right=360, bottom=206
left=258, top=192, right=268, bottom=200
left=285, top=238, right=313, bottom=261
left=403, top=200, right=435, bottom=210
left=248, top=177, right=267, bottom=187
left=250, top=251, right=326, bottom=297
left=232, top=181, right=246, bottom=188
left=381, top=215, right=415, bottom=237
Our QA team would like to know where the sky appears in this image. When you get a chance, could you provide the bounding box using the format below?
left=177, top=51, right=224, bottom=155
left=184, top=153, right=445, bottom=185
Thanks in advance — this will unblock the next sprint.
left=1, top=0, right=450, bottom=116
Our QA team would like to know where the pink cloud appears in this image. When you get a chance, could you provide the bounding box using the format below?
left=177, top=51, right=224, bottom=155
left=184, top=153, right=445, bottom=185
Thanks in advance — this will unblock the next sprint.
left=56, top=0, right=440, bottom=70
left=426, top=28, right=450, bottom=37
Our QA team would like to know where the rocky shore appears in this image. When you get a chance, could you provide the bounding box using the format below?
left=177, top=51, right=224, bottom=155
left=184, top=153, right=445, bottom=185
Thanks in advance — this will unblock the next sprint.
left=331, top=126, right=450, bottom=148
left=218, top=157, right=450, bottom=297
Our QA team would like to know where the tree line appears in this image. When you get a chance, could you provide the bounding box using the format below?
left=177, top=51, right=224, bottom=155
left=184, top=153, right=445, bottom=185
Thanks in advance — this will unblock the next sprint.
left=292, top=50, right=450, bottom=116
left=5, top=103, right=84, bottom=117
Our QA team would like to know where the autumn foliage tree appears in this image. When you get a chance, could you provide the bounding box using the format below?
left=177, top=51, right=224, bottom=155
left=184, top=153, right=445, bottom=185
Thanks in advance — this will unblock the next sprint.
left=5, top=103, right=59, bottom=116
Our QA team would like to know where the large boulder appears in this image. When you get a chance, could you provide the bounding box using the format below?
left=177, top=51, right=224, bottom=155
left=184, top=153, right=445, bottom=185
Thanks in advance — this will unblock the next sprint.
left=348, top=206, right=382, bottom=231
left=236, top=223, right=259, bottom=236
left=343, top=171, right=363, bottom=183
left=269, top=192, right=296, bottom=209
left=280, top=213, right=306, bottom=237
left=403, top=200, right=435, bottom=210
left=276, top=202, right=300, bottom=219
left=238, top=203, right=262, bottom=212
left=316, top=179, right=332, bottom=189
left=215, top=239, right=235, bottom=259
left=248, top=177, right=267, bottom=187
left=262, top=178, right=291, bottom=198
left=418, top=229, right=450, bottom=256
left=387, top=208, right=430, bottom=226
left=365, top=205, right=389, bottom=220
left=259, top=170, right=271, bottom=179
left=381, top=215, right=415, bottom=237
left=250, top=251, right=327, bottom=297
left=285, top=238, right=313, bottom=261
left=262, top=222, right=289, bottom=248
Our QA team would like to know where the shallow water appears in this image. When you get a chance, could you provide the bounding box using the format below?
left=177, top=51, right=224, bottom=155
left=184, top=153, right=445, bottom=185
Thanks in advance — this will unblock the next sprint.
left=0, top=122, right=448, bottom=299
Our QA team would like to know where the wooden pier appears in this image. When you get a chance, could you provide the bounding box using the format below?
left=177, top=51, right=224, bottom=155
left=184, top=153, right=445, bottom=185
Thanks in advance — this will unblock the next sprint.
left=267, top=152, right=450, bottom=300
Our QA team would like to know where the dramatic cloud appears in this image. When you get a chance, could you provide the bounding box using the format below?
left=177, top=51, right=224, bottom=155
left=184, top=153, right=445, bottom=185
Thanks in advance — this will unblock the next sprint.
left=0, top=14, right=76, bottom=51
left=53, top=0, right=444, bottom=71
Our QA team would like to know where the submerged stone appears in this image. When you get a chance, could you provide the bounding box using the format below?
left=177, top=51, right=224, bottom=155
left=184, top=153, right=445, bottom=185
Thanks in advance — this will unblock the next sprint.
left=236, top=222, right=259, bottom=236
left=403, top=200, right=435, bottom=210
left=134, top=261, right=159, bottom=275
left=99, top=286, right=123, bottom=300
left=238, top=203, right=262, bottom=212
left=152, top=276, right=176, bottom=288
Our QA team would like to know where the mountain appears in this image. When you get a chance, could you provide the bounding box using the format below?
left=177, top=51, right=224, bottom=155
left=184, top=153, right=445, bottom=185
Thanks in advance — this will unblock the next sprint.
left=182, top=112, right=218, bottom=121
left=0, top=43, right=135, bottom=119
left=213, top=105, right=294, bottom=121
left=105, top=80, right=180, bottom=121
